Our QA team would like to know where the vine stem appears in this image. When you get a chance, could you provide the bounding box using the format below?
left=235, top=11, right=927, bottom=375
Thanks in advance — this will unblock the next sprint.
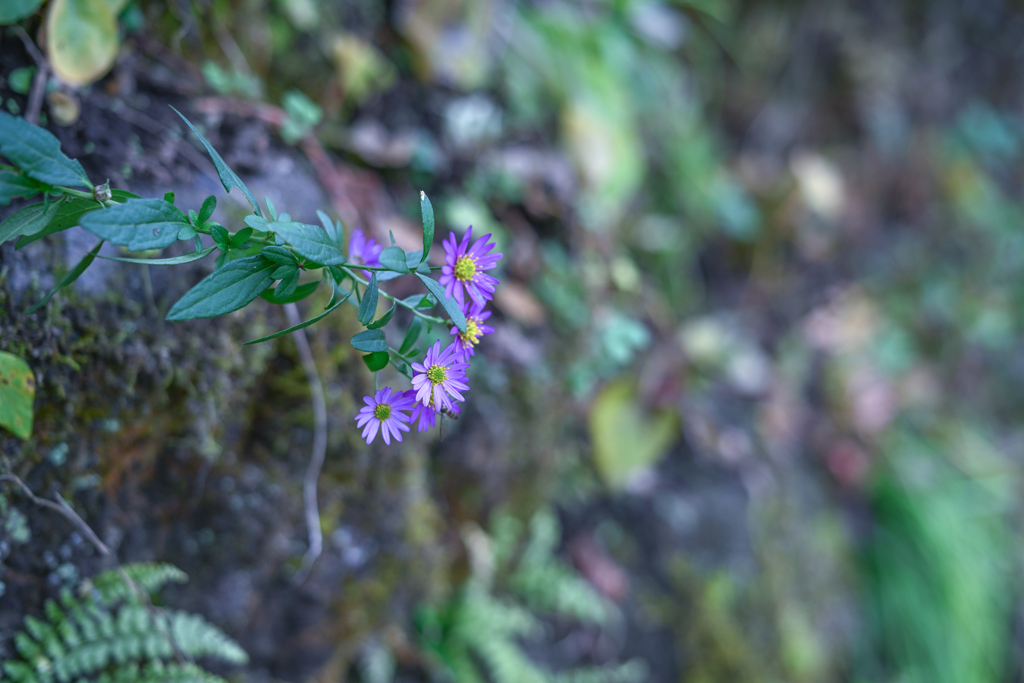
left=285, top=303, right=328, bottom=587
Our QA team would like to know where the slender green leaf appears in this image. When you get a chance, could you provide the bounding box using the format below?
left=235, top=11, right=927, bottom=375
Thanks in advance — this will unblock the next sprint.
left=273, top=270, right=300, bottom=301
left=351, top=329, right=387, bottom=353
left=166, top=255, right=275, bottom=320
left=0, top=171, right=43, bottom=205
left=366, top=302, right=397, bottom=330
left=0, top=199, right=63, bottom=246
left=171, top=106, right=262, bottom=216
left=362, top=351, right=390, bottom=372
left=378, top=246, right=409, bottom=273
left=0, top=351, right=34, bottom=440
left=399, top=317, right=423, bottom=355
left=420, top=191, right=434, bottom=264
left=79, top=198, right=190, bottom=251
left=177, top=225, right=197, bottom=240
left=271, top=265, right=297, bottom=280
left=358, top=273, right=379, bottom=325
left=26, top=240, right=104, bottom=314
left=260, top=278, right=320, bottom=304
left=97, top=245, right=217, bottom=265
left=318, top=209, right=344, bottom=247
left=267, top=220, right=347, bottom=265
left=244, top=289, right=352, bottom=344
left=0, top=111, right=90, bottom=188
left=16, top=189, right=139, bottom=249
left=197, top=195, right=217, bottom=223
left=415, top=273, right=467, bottom=333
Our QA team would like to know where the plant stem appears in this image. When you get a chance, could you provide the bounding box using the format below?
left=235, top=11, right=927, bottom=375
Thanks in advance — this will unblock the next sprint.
left=340, top=266, right=446, bottom=324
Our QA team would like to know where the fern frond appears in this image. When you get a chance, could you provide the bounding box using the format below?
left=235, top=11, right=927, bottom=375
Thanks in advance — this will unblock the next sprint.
left=4, top=562, right=246, bottom=683
left=93, top=563, right=188, bottom=604
left=169, top=611, right=249, bottom=664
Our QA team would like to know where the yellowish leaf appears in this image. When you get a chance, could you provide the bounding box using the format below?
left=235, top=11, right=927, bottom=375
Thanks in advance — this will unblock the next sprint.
left=46, top=0, right=120, bottom=87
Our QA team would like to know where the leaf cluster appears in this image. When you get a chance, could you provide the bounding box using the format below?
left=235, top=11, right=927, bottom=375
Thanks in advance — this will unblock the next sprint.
left=0, top=107, right=474, bottom=430
left=3, top=562, right=248, bottom=683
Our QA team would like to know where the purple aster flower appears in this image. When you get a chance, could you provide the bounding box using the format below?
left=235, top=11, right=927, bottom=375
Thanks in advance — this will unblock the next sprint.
left=439, top=226, right=502, bottom=307
left=405, top=390, right=461, bottom=432
left=348, top=228, right=382, bottom=277
left=410, top=341, right=470, bottom=411
left=354, top=387, right=414, bottom=445
left=449, top=300, right=494, bottom=361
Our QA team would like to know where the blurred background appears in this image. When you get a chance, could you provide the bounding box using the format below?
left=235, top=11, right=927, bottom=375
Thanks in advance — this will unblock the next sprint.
left=2, top=0, right=1023, bottom=681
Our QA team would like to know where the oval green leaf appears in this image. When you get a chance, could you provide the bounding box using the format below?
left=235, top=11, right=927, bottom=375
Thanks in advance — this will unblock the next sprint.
left=79, top=198, right=191, bottom=251
left=267, top=220, right=347, bottom=265
left=362, top=351, right=390, bottom=372
left=351, top=329, right=387, bottom=353
left=166, top=255, right=276, bottom=320
left=0, top=351, right=35, bottom=440
left=0, top=111, right=91, bottom=187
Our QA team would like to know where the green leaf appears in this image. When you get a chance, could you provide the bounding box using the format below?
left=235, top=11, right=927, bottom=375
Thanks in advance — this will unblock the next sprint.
left=264, top=196, right=278, bottom=221
left=26, top=239, right=104, bottom=314
left=166, top=255, right=275, bottom=320
left=351, top=329, right=387, bottom=353
left=267, top=220, right=347, bottom=265
left=16, top=189, right=139, bottom=249
left=171, top=106, right=263, bottom=216
left=358, top=273, right=379, bottom=325
left=97, top=245, right=217, bottom=265
left=588, top=379, right=678, bottom=489
left=46, top=0, right=121, bottom=87
left=399, top=317, right=423, bottom=355
left=273, top=270, right=300, bottom=301
left=366, top=302, right=396, bottom=330
left=0, top=351, right=34, bottom=440
left=420, top=191, right=434, bottom=264
left=0, top=0, right=44, bottom=23
left=0, top=111, right=91, bottom=187
left=415, top=273, right=467, bottom=333
left=177, top=224, right=197, bottom=240
left=261, top=246, right=297, bottom=265
left=0, top=171, right=43, bottom=205
left=318, top=209, right=343, bottom=247
left=244, top=289, right=352, bottom=344
left=260, top=278, right=320, bottom=304
left=210, top=224, right=229, bottom=248
left=362, top=351, right=390, bottom=372
left=164, top=190, right=175, bottom=204
left=79, top=198, right=190, bottom=251
left=230, top=227, right=254, bottom=248
left=197, top=195, right=217, bottom=223
left=0, top=199, right=63, bottom=246
left=378, top=246, right=409, bottom=273
left=271, top=265, right=297, bottom=280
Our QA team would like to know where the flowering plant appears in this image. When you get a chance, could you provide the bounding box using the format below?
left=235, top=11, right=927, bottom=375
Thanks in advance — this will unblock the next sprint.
left=0, top=108, right=501, bottom=444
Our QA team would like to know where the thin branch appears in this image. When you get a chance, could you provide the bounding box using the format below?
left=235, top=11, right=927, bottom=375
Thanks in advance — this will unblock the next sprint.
left=285, top=302, right=328, bottom=586
left=0, top=473, right=190, bottom=662
left=11, top=25, right=49, bottom=125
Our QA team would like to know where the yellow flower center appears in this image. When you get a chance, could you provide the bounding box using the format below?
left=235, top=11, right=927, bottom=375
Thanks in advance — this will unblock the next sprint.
left=374, top=404, right=391, bottom=420
left=427, top=365, right=447, bottom=385
left=459, top=318, right=482, bottom=347
left=454, top=255, right=477, bottom=282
